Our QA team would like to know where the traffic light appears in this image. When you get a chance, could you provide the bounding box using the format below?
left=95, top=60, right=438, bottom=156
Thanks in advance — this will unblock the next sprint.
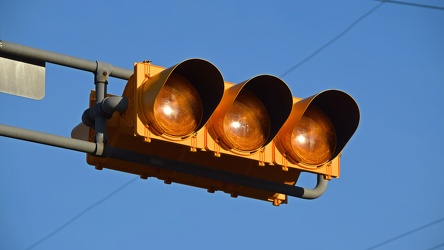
left=272, top=90, right=360, bottom=177
left=82, top=59, right=360, bottom=206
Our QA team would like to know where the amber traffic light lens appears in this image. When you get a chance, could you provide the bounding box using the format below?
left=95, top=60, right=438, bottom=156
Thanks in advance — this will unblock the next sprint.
left=153, top=73, right=203, bottom=137
left=223, top=90, right=270, bottom=151
left=291, top=105, right=336, bottom=165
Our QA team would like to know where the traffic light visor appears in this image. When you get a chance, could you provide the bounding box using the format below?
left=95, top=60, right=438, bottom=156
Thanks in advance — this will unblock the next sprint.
left=275, top=90, right=360, bottom=166
left=208, top=75, right=293, bottom=153
left=135, top=59, right=224, bottom=138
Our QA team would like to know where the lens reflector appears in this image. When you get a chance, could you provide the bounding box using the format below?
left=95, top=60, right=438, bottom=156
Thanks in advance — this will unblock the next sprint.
left=153, top=73, right=202, bottom=136
left=223, top=90, right=270, bottom=151
left=291, top=105, right=336, bottom=165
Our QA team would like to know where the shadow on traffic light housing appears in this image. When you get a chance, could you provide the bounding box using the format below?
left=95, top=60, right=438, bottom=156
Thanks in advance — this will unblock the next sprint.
left=80, top=59, right=360, bottom=206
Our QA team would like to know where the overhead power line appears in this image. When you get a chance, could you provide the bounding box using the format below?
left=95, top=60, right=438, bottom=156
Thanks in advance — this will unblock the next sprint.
left=376, top=0, right=444, bottom=11
left=280, top=1, right=385, bottom=78
left=426, top=242, right=444, bottom=250
left=364, top=216, right=444, bottom=250
left=23, top=177, right=139, bottom=250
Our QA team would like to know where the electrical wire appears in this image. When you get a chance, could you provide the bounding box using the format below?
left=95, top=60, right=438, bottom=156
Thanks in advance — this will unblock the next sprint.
left=426, top=242, right=444, bottom=250
left=279, top=1, right=385, bottom=78
left=376, top=0, right=444, bottom=11
left=364, top=216, right=444, bottom=250
left=23, top=176, right=139, bottom=250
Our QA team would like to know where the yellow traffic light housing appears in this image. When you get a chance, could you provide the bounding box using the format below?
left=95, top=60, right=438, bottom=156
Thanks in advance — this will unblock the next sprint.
left=82, top=59, right=360, bottom=206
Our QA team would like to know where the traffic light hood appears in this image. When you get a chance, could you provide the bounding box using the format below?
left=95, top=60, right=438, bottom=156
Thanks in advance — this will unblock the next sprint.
left=274, top=90, right=360, bottom=166
left=207, top=75, right=293, bottom=153
left=123, top=58, right=225, bottom=138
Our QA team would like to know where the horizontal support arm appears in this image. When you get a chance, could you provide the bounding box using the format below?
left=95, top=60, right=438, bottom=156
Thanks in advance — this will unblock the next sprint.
left=0, top=40, right=133, bottom=80
left=0, top=124, right=328, bottom=199
left=0, top=124, right=98, bottom=154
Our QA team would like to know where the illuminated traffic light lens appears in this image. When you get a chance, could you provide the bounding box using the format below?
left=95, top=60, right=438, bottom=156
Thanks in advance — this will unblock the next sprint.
left=154, top=74, right=202, bottom=136
left=291, top=106, right=336, bottom=165
left=223, top=90, right=270, bottom=151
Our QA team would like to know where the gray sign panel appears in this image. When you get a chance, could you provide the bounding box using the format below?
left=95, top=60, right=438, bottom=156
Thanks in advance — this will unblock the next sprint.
left=0, top=54, right=45, bottom=100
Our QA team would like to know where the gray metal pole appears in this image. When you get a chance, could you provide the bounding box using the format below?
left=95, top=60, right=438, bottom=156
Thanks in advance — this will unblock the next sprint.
left=0, top=124, right=97, bottom=154
left=301, top=174, right=328, bottom=199
left=0, top=124, right=327, bottom=199
left=0, top=40, right=133, bottom=80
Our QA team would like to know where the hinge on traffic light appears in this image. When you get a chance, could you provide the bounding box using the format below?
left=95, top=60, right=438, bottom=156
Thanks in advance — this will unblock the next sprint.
left=143, top=124, right=151, bottom=143
left=281, top=153, right=289, bottom=171
left=190, top=133, right=197, bottom=152
left=214, top=138, right=221, bottom=157
left=95, top=163, right=103, bottom=171
left=258, top=148, right=265, bottom=166
left=143, top=60, right=152, bottom=79
left=140, top=172, right=149, bottom=180
left=325, top=162, right=332, bottom=180
left=273, top=199, right=282, bottom=206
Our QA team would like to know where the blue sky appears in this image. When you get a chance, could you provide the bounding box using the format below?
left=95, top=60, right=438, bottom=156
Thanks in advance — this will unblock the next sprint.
left=1, top=1, right=444, bottom=249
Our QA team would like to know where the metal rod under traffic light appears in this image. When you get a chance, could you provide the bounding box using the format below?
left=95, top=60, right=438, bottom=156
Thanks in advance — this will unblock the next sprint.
left=0, top=124, right=328, bottom=199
